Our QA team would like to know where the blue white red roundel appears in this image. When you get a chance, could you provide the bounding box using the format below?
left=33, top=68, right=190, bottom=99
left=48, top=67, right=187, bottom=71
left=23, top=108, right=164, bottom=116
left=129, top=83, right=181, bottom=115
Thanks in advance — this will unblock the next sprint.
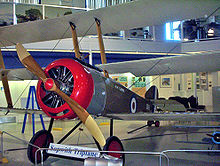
left=130, top=96, right=137, bottom=113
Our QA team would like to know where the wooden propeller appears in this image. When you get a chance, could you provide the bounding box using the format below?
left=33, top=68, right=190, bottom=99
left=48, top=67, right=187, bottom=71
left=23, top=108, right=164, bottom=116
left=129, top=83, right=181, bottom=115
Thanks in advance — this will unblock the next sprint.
left=0, top=49, right=13, bottom=108
left=16, top=43, right=106, bottom=146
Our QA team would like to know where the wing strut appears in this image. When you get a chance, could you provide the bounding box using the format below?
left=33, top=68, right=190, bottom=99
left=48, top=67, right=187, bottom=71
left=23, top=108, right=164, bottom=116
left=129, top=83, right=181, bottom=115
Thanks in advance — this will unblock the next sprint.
left=69, top=22, right=81, bottom=60
left=0, top=49, right=13, bottom=108
left=95, top=18, right=109, bottom=78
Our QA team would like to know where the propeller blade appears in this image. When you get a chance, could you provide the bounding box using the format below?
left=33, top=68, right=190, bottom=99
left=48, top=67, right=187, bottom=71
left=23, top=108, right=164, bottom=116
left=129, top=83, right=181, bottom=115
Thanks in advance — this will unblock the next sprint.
left=48, top=79, right=106, bottom=146
left=16, top=43, right=47, bottom=83
left=16, top=43, right=106, bottom=146
left=0, top=49, right=13, bottom=108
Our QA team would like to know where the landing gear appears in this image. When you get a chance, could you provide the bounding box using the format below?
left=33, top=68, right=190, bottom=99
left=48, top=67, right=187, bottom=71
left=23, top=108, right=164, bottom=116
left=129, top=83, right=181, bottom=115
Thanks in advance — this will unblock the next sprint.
left=104, top=136, right=125, bottom=165
left=106, top=119, right=125, bottom=165
left=27, top=130, right=54, bottom=164
left=147, top=120, right=154, bottom=127
left=155, top=121, right=160, bottom=127
left=27, top=118, right=125, bottom=165
left=147, top=120, right=160, bottom=127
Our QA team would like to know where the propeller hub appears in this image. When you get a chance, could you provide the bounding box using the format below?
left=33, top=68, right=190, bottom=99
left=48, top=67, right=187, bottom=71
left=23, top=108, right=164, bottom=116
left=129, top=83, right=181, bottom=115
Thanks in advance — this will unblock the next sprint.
left=45, top=78, right=54, bottom=91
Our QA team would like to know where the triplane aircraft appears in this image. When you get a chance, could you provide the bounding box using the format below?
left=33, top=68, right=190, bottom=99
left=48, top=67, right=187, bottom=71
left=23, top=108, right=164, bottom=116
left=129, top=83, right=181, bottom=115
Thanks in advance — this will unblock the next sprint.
left=0, top=0, right=220, bottom=165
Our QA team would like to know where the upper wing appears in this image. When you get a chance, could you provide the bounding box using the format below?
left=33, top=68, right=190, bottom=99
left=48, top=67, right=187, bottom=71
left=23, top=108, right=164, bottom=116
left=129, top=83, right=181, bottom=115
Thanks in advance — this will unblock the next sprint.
left=97, top=51, right=220, bottom=76
left=1, top=0, right=219, bottom=47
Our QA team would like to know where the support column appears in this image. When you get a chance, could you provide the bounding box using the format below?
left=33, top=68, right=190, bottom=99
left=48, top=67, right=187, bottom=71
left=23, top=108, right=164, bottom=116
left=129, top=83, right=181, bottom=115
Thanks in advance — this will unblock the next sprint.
left=89, top=49, right=93, bottom=65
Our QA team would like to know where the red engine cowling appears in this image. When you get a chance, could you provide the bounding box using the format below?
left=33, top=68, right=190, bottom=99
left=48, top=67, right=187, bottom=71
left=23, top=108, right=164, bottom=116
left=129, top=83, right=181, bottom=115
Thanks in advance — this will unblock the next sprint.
left=36, top=59, right=94, bottom=119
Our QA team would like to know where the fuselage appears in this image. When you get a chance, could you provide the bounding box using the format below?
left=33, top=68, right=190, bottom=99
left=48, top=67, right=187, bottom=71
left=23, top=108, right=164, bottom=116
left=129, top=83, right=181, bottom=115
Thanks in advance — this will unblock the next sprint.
left=36, top=58, right=150, bottom=119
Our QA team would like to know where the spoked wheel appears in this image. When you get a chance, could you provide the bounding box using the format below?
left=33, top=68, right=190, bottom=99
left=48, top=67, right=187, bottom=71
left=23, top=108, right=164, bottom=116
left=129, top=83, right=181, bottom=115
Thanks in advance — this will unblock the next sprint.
left=27, top=130, right=54, bottom=164
left=103, top=136, right=125, bottom=165
left=155, top=121, right=160, bottom=127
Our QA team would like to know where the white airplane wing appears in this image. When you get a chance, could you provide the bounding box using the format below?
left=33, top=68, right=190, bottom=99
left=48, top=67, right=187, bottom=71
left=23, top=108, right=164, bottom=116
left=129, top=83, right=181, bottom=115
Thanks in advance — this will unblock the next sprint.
left=105, top=112, right=220, bottom=121
left=1, top=0, right=219, bottom=47
left=1, top=51, right=219, bottom=80
left=97, top=51, right=220, bottom=76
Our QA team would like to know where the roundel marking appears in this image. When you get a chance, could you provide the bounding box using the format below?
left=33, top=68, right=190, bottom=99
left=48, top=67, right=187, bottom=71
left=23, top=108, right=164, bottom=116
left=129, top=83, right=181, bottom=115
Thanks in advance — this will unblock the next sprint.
left=130, top=96, right=137, bottom=114
left=212, top=132, right=220, bottom=144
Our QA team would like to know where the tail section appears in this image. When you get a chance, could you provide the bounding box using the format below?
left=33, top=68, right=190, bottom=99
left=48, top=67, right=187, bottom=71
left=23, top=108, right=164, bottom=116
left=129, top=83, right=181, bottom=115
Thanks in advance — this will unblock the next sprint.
left=145, top=85, right=158, bottom=113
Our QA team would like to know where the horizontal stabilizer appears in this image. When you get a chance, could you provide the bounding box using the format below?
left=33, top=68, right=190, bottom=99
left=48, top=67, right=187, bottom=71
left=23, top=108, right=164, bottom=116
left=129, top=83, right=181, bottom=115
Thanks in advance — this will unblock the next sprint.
left=151, top=99, right=186, bottom=112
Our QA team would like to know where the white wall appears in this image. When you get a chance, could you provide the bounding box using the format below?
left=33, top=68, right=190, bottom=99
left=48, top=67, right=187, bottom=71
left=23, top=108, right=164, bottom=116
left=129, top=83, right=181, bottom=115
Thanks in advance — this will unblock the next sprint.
left=148, top=72, right=220, bottom=109
left=0, top=80, right=38, bottom=108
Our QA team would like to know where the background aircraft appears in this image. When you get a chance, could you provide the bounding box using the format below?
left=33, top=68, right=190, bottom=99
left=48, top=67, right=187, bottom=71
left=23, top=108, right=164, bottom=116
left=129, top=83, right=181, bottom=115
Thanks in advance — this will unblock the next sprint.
left=0, top=0, right=220, bottom=164
left=175, top=128, right=220, bottom=150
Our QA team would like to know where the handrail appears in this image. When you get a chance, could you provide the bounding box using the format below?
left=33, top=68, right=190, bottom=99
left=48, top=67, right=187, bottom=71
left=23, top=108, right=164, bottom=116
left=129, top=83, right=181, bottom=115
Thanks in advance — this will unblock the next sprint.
left=0, top=130, right=220, bottom=166
left=35, top=147, right=168, bottom=166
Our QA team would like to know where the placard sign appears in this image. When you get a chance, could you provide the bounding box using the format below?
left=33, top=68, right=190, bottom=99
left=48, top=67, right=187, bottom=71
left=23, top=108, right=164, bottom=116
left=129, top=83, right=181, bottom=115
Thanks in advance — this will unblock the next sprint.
left=47, top=143, right=100, bottom=159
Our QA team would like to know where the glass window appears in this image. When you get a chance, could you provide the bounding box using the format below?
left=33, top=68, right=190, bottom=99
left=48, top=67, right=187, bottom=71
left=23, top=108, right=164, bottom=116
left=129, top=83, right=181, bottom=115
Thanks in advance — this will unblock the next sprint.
left=0, top=2, right=13, bottom=26
left=16, top=3, right=43, bottom=23
left=86, top=0, right=132, bottom=9
left=166, top=21, right=181, bottom=40
left=45, top=6, right=84, bottom=19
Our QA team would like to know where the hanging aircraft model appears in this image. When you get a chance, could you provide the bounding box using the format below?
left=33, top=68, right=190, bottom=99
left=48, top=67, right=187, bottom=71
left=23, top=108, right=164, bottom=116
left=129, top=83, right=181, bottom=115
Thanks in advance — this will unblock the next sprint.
left=0, top=0, right=220, bottom=165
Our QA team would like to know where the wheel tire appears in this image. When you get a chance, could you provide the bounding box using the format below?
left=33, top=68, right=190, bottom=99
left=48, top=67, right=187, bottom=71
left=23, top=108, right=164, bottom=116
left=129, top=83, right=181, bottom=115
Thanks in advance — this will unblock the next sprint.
left=27, top=130, right=54, bottom=164
left=147, top=120, right=154, bottom=127
left=155, top=121, right=160, bottom=127
left=103, top=136, right=125, bottom=165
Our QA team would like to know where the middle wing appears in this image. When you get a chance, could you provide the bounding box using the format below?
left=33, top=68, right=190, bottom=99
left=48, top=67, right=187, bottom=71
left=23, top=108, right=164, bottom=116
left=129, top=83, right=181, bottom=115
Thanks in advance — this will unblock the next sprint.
left=97, top=51, right=220, bottom=76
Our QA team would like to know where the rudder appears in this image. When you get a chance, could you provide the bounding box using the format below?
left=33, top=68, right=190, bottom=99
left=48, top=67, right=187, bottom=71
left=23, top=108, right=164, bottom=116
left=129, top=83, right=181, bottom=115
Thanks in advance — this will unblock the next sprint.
left=145, top=85, right=158, bottom=113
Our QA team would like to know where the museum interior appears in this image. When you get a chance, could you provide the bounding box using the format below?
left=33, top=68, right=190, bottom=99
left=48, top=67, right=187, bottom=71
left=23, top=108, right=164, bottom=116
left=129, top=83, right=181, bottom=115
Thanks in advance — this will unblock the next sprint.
left=0, top=0, right=220, bottom=165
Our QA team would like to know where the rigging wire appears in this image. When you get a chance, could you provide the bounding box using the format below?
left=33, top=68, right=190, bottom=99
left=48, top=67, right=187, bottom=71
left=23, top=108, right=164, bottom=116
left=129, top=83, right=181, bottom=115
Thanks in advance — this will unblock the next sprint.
left=50, top=20, right=96, bottom=62
left=73, top=21, right=96, bottom=62
left=13, top=80, right=34, bottom=107
left=48, top=25, right=71, bottom=56
left=100, top=19, right=183, bottom=94
left=128, top=42, right=181, bottom=94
